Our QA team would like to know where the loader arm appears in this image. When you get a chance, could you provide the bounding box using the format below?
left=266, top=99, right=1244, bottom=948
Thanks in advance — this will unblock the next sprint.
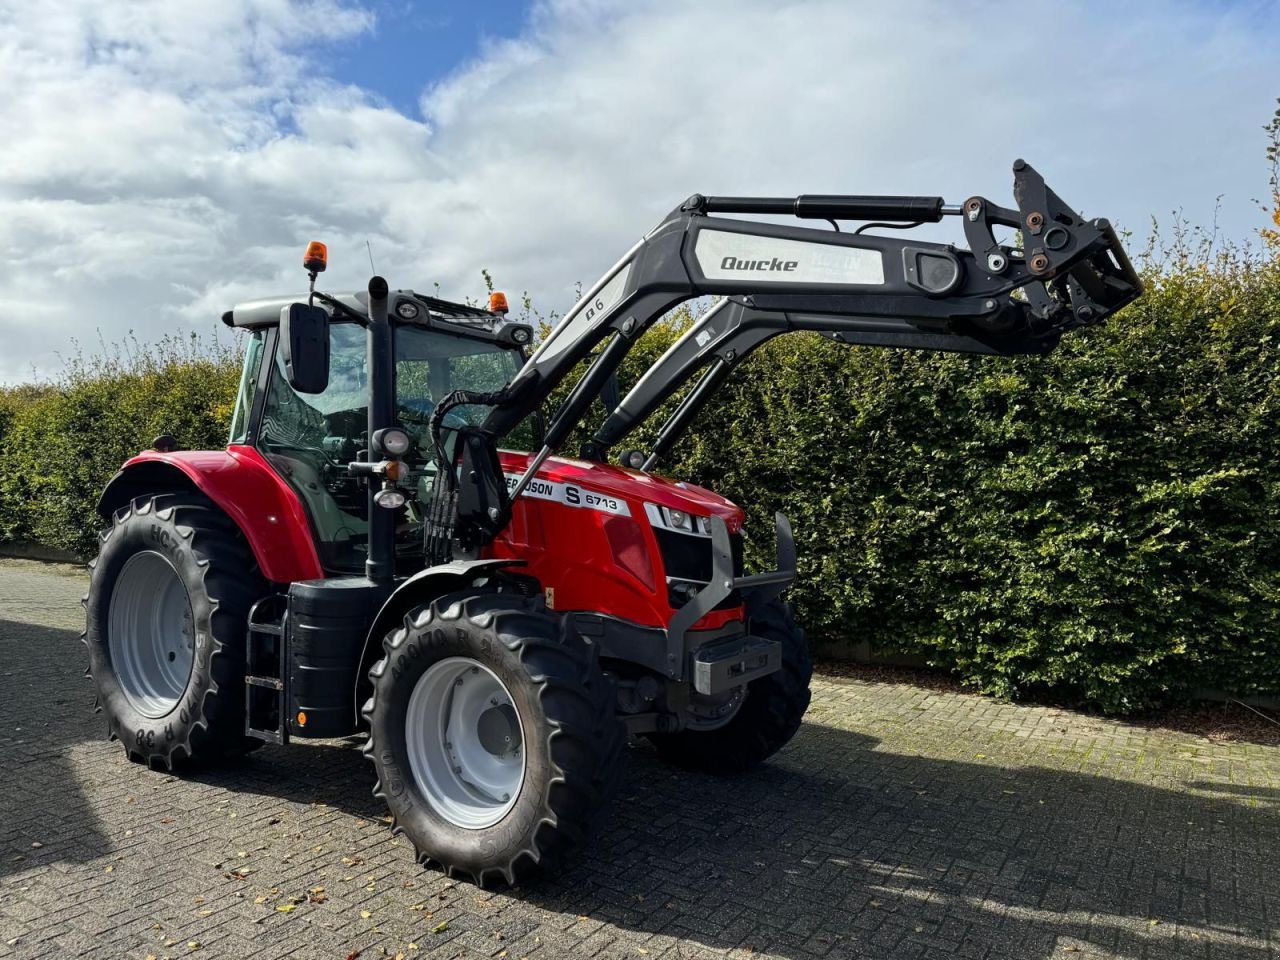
left=470, top=159, right=1139, bottom=497
left=587, top=292, right=1073, bottom=466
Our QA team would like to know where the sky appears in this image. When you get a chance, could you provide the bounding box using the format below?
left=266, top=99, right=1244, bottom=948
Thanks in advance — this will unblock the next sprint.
left=0, top=0, right=1276, bottom=383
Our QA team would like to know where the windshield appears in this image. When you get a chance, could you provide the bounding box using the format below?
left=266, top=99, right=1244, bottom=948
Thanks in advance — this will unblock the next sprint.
left=256, top=320, right=528, bottom=574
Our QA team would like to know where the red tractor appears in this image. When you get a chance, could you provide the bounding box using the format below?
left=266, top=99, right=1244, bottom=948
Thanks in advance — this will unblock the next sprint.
left=84, top=161, right=1140, bottom=884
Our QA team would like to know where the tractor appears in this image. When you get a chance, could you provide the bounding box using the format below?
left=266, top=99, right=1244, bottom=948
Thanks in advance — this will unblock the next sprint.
left=84, top=161, right=1140, bottom=885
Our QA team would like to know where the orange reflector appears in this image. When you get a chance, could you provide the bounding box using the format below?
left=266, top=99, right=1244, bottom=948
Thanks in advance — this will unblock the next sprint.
left=296, top=711, right=307, bottom=727
left=303, top=241, right=328, bottom=273
left=488, top=291, right=509, bottom=314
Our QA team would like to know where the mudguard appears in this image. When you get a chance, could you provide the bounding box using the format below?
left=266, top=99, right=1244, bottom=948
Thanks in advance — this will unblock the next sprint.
left=352, top=558, right=524, bottom=721
left=96, top=444, right=323, bottom=584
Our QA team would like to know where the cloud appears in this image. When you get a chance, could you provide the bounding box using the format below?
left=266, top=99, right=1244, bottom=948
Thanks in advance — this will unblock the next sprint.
left=0, top=0, right=1275, bottom=382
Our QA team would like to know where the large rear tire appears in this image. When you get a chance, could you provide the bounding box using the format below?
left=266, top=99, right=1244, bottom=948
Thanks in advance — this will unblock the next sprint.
left=83, top=493, right=265, bottom=767
left=362, top=591, right=624, bottom=886
left=648, top=596, right=812, bottom=774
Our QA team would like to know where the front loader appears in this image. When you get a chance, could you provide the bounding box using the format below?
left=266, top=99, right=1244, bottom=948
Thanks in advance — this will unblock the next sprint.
left=83, top=160, right=1140, bottom=885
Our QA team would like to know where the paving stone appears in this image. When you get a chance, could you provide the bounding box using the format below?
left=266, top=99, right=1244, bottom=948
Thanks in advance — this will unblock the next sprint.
left=0, top=559, right=1277, bottom=959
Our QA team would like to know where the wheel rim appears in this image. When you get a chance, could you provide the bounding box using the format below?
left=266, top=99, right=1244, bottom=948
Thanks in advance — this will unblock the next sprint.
left=107, top=550, right=196, bottom=719
left=405, top=657, right=526, bottom=829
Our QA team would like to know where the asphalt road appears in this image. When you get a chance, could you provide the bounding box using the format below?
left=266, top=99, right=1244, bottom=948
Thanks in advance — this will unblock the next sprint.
left=1, top=558, right=1277, bottom=960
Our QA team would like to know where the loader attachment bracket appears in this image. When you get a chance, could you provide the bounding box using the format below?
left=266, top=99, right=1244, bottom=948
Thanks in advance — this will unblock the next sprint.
left=665, top=512, right=796, bottom=675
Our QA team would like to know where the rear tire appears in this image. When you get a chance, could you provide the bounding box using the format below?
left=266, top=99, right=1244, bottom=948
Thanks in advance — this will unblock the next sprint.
left=648, top=596, right=812, bottom=774
left=362, top=591, right=624, bottom=886
left=83, top=493, right=265, bottom=767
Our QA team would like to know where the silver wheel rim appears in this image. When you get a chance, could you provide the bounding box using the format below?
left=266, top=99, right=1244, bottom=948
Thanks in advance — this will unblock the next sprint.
left=405, top=657, right=526, bottom=829
left=107, top=550, right=196, bottom=719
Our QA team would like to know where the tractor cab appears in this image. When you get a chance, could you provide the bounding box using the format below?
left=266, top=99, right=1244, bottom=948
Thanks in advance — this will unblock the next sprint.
left=223, top=290, right=537, bottom=576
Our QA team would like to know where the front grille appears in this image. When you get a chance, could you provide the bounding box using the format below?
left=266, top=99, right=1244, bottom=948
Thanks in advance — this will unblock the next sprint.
left=655, top=528, right=744, bottom=609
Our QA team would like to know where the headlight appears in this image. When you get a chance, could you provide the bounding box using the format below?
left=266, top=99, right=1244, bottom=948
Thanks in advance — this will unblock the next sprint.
left=373, top=427, right=411, bottom=457
left=374, top=487, right=406, bottom=510
left=644, top=503, right=709, bottom=536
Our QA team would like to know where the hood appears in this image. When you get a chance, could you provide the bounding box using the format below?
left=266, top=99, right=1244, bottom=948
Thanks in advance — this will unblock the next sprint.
left=498, top=450, right=743, bottom=530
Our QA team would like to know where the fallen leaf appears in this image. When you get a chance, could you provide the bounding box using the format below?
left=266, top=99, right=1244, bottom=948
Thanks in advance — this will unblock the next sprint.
left=254, top=896, right=269, bottom=904
left=431, top=921, right=449, bottom=934
left=187, top=942, right=201, bottom=951
left=345, top=952, right=362, bottom=960
left=160, top=817, right=175, bottom=824
left=360, top=910, right=373, bottom=919
left=197, top=910, right=212, bottom=917
left=104, top=865, right=114, bottom=873
left=30, top=841, right=43, bottom=849
left=276, top=904, right=297, bottom=914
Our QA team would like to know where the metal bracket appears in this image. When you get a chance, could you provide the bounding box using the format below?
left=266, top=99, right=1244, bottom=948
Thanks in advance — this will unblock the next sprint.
left=664, top=512, right=796, bottom=679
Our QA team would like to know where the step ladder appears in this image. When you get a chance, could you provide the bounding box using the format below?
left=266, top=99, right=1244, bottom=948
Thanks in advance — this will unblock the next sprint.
left=245, top=594, right=289, bottom=745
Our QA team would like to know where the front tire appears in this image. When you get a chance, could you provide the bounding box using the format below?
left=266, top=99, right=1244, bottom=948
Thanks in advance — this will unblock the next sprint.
left=362, top=591, right=624, bottom=886
left=648, top=596, right=812, bottom=774
left=83, top=493, right=264, bottom=767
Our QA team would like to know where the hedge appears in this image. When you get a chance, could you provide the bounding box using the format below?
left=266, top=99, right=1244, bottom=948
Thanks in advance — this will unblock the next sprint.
left=0, top=251, right=1276, bottom=714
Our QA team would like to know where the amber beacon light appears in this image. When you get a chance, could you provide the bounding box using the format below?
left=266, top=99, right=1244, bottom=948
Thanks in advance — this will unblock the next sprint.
left=303, top=241, right=328, bottom=274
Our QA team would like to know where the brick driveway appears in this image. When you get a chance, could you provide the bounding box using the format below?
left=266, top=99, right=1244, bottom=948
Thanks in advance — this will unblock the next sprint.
left=1, top=558, right=1277, bottom=960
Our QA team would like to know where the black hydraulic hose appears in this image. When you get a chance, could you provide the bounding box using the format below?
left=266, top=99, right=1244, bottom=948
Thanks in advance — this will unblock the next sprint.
left=428, top=386, right=512, bottom=488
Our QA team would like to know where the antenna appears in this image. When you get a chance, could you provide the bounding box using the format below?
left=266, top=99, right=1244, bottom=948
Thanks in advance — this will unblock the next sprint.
left=366, top=240, right=377, bottom=275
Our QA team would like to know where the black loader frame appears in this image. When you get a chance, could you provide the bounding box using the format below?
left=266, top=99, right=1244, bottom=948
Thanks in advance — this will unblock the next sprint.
left=424, top=159, right=1139, bottom=559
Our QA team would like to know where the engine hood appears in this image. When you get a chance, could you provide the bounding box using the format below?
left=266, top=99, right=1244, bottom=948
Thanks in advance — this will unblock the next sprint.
left=498, top=450, right=743, bottom=531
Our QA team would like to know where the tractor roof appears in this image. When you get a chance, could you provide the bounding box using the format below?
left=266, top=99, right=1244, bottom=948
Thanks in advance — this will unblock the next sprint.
left=221, top=291, right=502, bottom=330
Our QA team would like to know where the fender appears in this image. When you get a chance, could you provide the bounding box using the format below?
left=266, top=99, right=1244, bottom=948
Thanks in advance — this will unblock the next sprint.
left=352, top=558, right=524, bottom=722
left=96, top=445, right=323, bottom=584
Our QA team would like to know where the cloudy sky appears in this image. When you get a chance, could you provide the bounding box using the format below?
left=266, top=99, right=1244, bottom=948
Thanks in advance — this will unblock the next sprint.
left=0, top=0, right=1275, bottom=383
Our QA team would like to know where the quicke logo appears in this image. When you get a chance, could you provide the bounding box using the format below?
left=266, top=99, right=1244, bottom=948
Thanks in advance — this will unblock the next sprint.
left=719, top=255, right=799, bottom=272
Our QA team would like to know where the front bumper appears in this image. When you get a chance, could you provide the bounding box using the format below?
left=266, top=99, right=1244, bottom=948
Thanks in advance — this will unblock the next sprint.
left=667, top=511, right=794, bottom=639
left=571, top=512, right=795, bottom=693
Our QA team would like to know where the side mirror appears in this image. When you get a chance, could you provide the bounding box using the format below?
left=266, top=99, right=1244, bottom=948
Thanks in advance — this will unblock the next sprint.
left=279, top=303, right=330, bottom=394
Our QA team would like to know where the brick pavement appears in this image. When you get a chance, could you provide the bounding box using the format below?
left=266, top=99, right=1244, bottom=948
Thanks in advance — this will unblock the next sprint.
left=0, top=558, right=1276, bottom=960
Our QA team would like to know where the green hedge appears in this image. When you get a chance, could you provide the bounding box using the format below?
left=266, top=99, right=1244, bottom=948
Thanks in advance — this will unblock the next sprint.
left=0, top=335, right=240, bottom=557
left=1, top=255, right=1276, bottom=713
left=657, top=255, right=1280, bottom=712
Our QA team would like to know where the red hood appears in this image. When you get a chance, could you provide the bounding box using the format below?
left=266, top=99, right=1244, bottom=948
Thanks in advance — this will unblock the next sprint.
left=498, top=450, right=743, bottom=530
